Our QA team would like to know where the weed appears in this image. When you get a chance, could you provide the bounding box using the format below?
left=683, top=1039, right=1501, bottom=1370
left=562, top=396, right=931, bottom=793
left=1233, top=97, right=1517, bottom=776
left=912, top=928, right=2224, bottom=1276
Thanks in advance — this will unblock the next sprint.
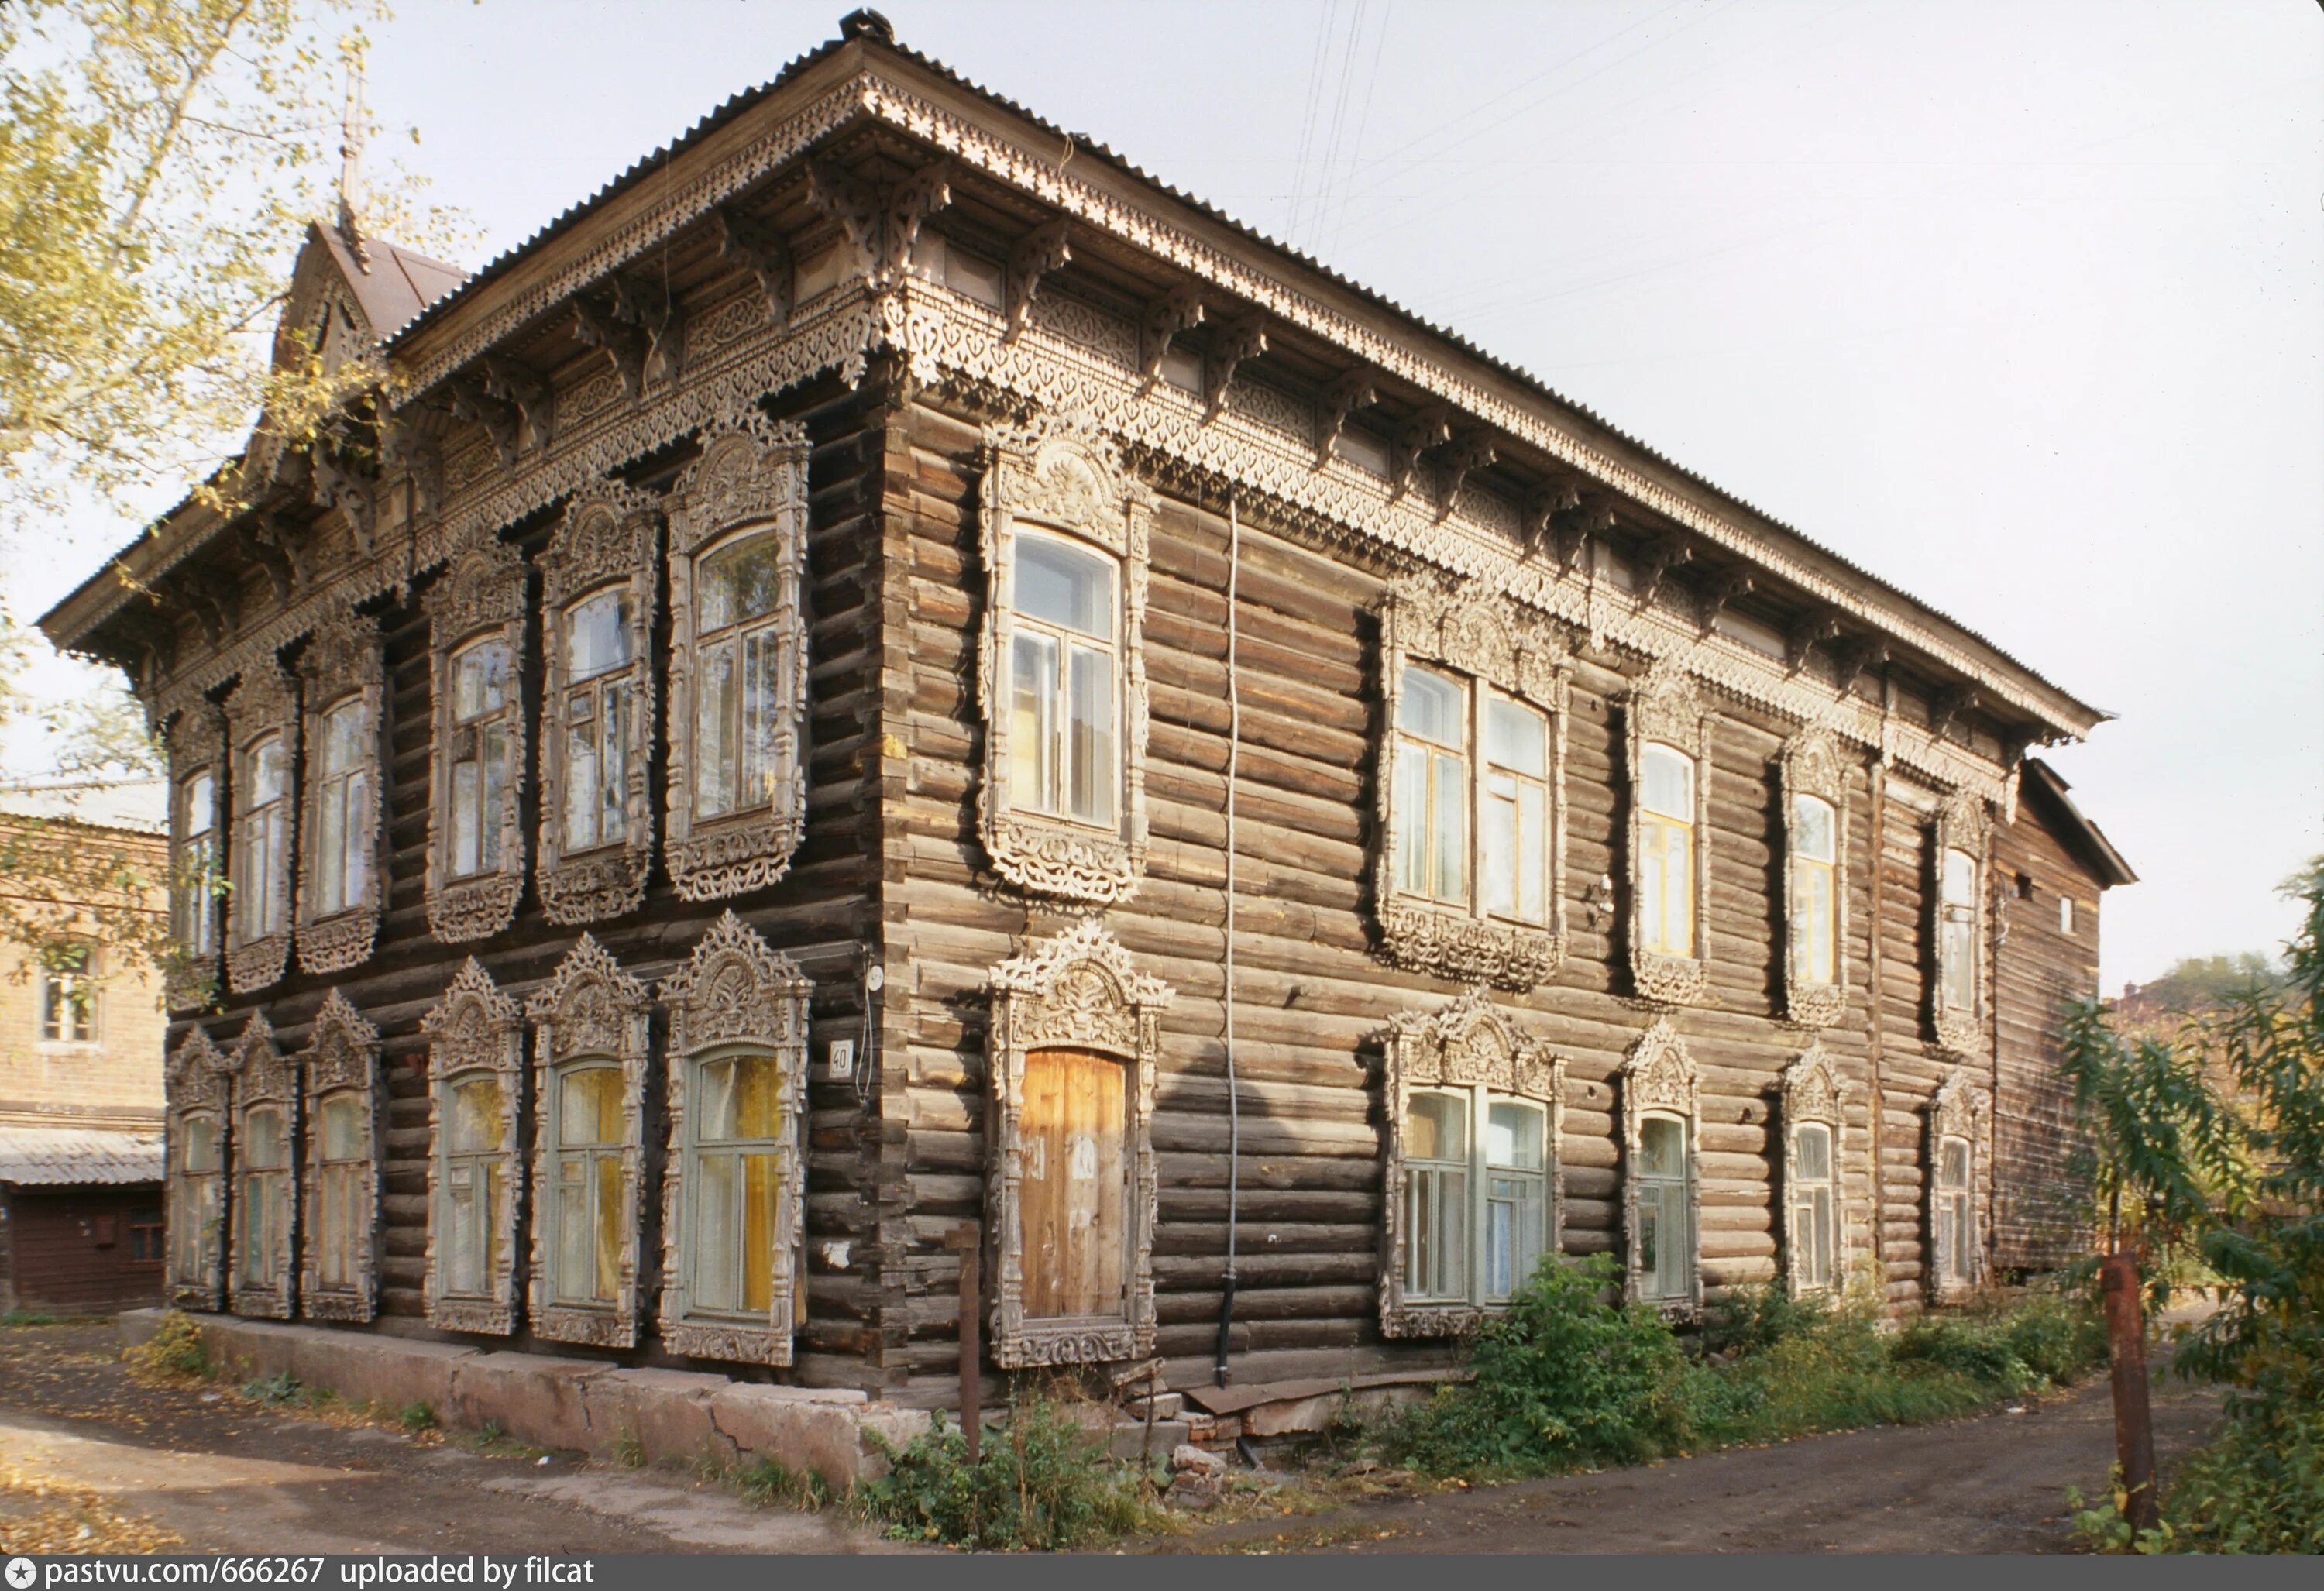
left=610, top=1430, right=647, bottom=1469
left=856, top=1393, right=1163, bottom=1551
left=122, top=1310, right=207, bottom=1381
left=0, top=1309, right=61, bottom=1328
left=719, top=1455, right=830, bottom=1512
left=242, top=1371, right=314, bottom=1407
left=399, top=1399, right=439, bottom=1433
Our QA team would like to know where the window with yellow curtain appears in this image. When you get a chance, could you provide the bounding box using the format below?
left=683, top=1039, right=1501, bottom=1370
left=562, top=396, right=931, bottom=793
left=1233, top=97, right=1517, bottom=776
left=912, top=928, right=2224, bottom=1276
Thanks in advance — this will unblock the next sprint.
left=440, top=1072, right=509, bottom=1301
left=237, top=1103, right=290, bottom=1289
left=686, top=1050, right=785, bottom=1318
left=1393, top=665, right=1469, bottom=907
left=1790, top=793, right=1839, bottom=988
left=551, top=1061, right=627, bottom=1308
left=1638, top=744, right=1696, bottom=957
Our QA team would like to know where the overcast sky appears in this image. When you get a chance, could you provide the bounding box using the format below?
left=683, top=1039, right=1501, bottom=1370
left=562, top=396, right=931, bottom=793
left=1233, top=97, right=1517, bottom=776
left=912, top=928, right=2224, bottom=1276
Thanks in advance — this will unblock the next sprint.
left=10, top=0, right=2319, bottom=988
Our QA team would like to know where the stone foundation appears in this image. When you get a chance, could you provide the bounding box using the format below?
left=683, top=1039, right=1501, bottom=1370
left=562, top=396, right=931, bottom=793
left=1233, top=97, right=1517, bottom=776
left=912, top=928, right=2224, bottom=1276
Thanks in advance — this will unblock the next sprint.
left=119, top=1310, right=923, bottom=1490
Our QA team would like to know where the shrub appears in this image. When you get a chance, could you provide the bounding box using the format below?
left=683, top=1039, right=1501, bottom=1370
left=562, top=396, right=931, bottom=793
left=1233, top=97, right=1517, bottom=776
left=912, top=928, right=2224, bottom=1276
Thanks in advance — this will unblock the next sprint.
left=856, top=1393, right=1158, bottom=1551
left=1377, top=1253, right=1690, bottom=1477
left=2156, top=1398, right=2324, bottom=1554
left=122, top=1310, right=207, bottom=1380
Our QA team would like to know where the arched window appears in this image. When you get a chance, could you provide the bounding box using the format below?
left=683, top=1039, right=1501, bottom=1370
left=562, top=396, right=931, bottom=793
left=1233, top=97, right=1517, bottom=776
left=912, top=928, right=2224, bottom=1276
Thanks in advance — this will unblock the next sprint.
left=1791, top=796, right=1839, bottom=986
left=423, top=958, right=525, bottom=1335
left=1789, top=1122, right=1838, bottom=1293
left=311, top=698, right=370, bottom=916
left=226, top=1012, right=296, bottom=1318
left=693, top=533, right=791, bottom=823
left=1621, top=1019, right=1700, bottom=1312
left=560, top=589, right=636, bottom=855
left=1927, top=1068, right=1988, bottom=1301
left=300, top=990, right=380, bottom=1321
left=296, top=603, right=385, bottom=974
left=1939, top=847, right=1978, bottom=1015
left=178, top=771, right=218, bottom=956
left=1930, top=794, right=1990, bottom=1055
left=1638, top=744, right=1696, bottom=958
left=425, top=531, right=530, bottom=943
left=548, top=1058, right=627, bottom=1309
left=237, top=732, right=292, bottom=943
left=447, top=636, right=514, bottom=879
left=223, top=658, right=299, bottom=993
left=1626, top=670, right=1712, bottom=1006
left=1781, top=730, right=1850, bottom=1027
left=1936, top=1135, right=1973, bottom=1290
left=166, top=703, right=226, bottom=1010
left=165, top=1026, right=232, bottom=1310
left=442, top=1069, right=511, bottom=1300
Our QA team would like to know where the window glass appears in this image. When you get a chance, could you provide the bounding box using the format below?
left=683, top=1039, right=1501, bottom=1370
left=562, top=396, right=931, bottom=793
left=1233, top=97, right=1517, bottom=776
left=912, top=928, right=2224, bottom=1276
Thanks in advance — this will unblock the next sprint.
left=1792, top=795, right=1836, bottom=864
left=449, top=1076, right=505, bottom=1154
left=1013, top=535, right=1113, bottom=637
left=442, top=1073, right=508, bottom=1301
left=1067, top=644, right=1115, bottom=824
left=2060, top=896, right=2075, bottom=936
left=1640, top=1115, right=1685, bottom=1178
left=1641, top=744, right=1693, bottom=820
left=1487, top=1101, right=1545, bottom=1172
left=697, top=532, right=785, bottom=633
left=1793, top=1122, right=1831, bottom=1180
left=239, top=734, right=290, bottom=940
left=1397, top=666, right=1464, bottom=747
left=559, top=1065, right=624, bottom=1146
left=1943, top=847, right=1977, bottom=906
left=691, top=1052, right=783, bottom=1318
left=453, top=639, right=511, bottom=721
left=321, top=1094, right=363, bottom=1160
left=184, top=1115, right=220, bottom=1173
left=244, top=1105, right=286, bottom=1169
left=553, top=1062, right=627, bottom=1308
left=315, top=697, right=370, bottom=916
left=1939, top=1136, right=1969, bottom=1191
left=566, top=591, right=632, bottom=679
left=1406, top=1091, right=1467, bottom=1162
left=249, top=734, right=290, bottom=807
left=1483, top=697, right=1546, bottom=778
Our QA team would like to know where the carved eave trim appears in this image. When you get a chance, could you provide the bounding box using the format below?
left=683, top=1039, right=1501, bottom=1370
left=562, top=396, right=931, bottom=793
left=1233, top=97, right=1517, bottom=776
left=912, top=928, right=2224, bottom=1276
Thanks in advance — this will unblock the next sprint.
left=975, top=410, right=1152, bottom=904
left=1373, top=579, right=1571, bottom=990
left=524, top=936, right=650, bottom=1348
left=1779, top=727, right=1851, bottom=1029
left=1378, top=989, right=1566, bottom=1339
left=1779, top=1041, right=1850, bottom=1297
left=222, top=658, right=299, bottom=995
left=297, top=990, right=382, bottom=1322
left=655, top=913, right=811, bottom=1364
left=422, top=531, right=531, bottom=944
left=165, top=1025, right=232, bottom=1311
left=293, top=604, right=387, bottom=975
left=1927, top=1067, right=1991, bottom=1303
left=985, top=922, right=1171, bottom=1368
left=225, top=1011, right=298, bottom=1320
left=1624, top=665, right=1712, bottom=1008
left=420, top=959, right=526, bottom=1335
left=164, top=703, right=226, bottom=1012
left=1930, top=789, right=1993, bottom=1057
left=664, top=411, right=813, bottom=902
left=1620, top=1018, right=1703, bottom=1317
left=537, top=484, right=662, bottom=926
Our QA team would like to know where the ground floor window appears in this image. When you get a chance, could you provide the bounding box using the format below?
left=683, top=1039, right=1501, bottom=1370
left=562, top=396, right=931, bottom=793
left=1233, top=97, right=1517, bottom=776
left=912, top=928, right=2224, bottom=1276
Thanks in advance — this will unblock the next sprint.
left=237, top=1104, right=291, bottom=1291
left=172, top=1115, right=221, bottom=1287
left=313, top=1091, right=366, bottom=1290
left=1404, top=1087, right=1551, bottom=1306
left=441, top=1070, right=511, bottom=1301
left=1634, top=1112, right=1693, bottom=1304
left=1789, top=1122, right=1838, bottom=1294
left=1019, top=1047, right=1129, bottom=1321
left=685, top=1050, right=784, bottom=1318
left=550, top=1061, right=628, bottom=1310
left=1937, top=1133, right=1974, bottom=1288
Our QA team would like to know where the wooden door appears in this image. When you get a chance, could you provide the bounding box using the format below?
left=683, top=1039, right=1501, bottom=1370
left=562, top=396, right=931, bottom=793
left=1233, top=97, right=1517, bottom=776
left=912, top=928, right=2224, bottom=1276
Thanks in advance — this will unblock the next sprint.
left=1019, top=1048, right=1127, bottom=1320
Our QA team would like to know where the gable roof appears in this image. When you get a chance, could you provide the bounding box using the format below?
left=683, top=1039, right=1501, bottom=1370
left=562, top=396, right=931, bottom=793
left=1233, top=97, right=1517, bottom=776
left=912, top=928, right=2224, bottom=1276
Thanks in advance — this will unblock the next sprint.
left=2021, top=758, right=2137, bottom=888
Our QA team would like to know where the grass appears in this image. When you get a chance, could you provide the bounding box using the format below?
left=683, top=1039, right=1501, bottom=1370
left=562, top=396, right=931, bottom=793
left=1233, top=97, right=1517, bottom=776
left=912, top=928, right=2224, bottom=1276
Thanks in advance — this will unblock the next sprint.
left=1, top=1308, right=63, bottom=1328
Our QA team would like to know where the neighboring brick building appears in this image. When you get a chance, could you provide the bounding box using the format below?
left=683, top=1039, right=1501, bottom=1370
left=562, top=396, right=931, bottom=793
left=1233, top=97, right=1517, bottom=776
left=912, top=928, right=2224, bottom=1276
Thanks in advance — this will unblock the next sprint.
left=0, top=798, right=168, bottom=1313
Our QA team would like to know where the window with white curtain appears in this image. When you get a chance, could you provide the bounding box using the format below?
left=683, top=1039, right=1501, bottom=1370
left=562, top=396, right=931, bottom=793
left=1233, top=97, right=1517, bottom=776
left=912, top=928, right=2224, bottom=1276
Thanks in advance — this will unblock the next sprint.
left=174, top=1112, right=222, bottom=1287
left=683, top=1049, right=785, bottom=1318
left=237, top=1103, right=290, bottom=1290
left=561, top=591, right=634, bottom=854
left=693, top=533, right=790, bottom=823
left=236, top=733, right=292, bottom=941
left=448, top=637, right=513, bottom=879
left=1393, top=665, right=1468, bottom=905
left=313, top=1091, right=366, bottom=1291
left=1939, top=846, right=1978, bottom=1015
left=1635, top=1112, right=1693, bottom=1304
left=175, top=769, right=218, bottom=959
left=548, top=1060, right=628, bottom=1308
left=1937, top=1134, right=1974, bottom=1288
left=311, top=698, right=371, bottom=917
left=1007, top=530, right=1119, bottom=828
left=1403, top=1088, right=1551, bottom=1306
left=1480, top=696, right=1552, bottom=927
left=1790, top=793, right=1839, bottom=988
left=440, top=1070, right=510, bottom=1301
left=1789, top=1121, right=1838, bottom=1294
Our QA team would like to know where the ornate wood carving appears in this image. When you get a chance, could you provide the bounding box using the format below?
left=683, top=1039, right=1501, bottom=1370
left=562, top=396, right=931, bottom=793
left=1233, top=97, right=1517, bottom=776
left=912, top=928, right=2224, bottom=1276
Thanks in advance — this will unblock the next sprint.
left=1378, top=989, right=1566, bottom=1338
left=1930, top=789, right=1992, bottom=1057
left=524, top=936, right=650, bottom=1348
left=1203, top=312, right=1269, bottom=423
left=1136, top=284, right=1204, bottom=388
left=165, top=1026, right=232, bottom=1311
left=655, top=913, right=811, bottom=1364
left=223, top=658, right=298, bottom=995
left=985, top=922, right=1171, bottom=1368
left=482, top=355, right=556, bottom=452
left=1438, top=431, right=1497, bottom=520
left=1779, top=727, right=1851, bottom=1029
left=1389, top=403, right=1452, bottom=502
left=165, top=703, right=225, bottom=1013
left=298, top=990, right=381, bottom=1322
left=806, top=153, right=954, bottom=290
left=1620, top=1019, right=1702, bottom=1315
left=1002, top=218, right=1071, bottom=342
left=1373, top=579, right=1570, bottom=989
left=421, top=959, right=525, bottom=1336
left=224, top=1012, right=297, bottom=1320
left=715, top=207, right=794, bottom=329
left=975, top=411, right=1153, bottom=904
left=572, top=294, right=649, bottom=404
left=1315, top=369, right=1378, bottom=469
left=663, top=411, right=813, bottom=902
left=293, top=604, right=386, bottom=975
left=1927, top=1066, right=1989, bottom=1303
left=537, top=484, right=662, bottom=925
left=1779, top=1042, right=1848, bottom=1297
left=1624, top=665, right=1713, bottom=1008
left=423, top=531, right=530, bottom=943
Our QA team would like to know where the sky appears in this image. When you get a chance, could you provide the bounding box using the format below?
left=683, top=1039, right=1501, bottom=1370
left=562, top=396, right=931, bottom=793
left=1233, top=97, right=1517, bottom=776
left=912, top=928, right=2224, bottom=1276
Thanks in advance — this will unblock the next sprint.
left=6, top=0, right=2319, bottom=989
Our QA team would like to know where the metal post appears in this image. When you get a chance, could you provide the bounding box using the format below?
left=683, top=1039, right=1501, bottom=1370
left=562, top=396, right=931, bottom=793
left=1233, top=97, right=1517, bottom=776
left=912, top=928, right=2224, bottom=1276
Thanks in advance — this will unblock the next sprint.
left=2102, top=1247, right=2158, bottom=1535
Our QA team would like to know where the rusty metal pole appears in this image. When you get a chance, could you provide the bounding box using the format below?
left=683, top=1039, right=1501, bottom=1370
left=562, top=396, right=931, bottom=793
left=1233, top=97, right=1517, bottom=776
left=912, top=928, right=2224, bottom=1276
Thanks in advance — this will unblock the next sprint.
left=2101, top=1247, right=2158, bottom=1534
left=947, top=1224, right=982, bottom=1463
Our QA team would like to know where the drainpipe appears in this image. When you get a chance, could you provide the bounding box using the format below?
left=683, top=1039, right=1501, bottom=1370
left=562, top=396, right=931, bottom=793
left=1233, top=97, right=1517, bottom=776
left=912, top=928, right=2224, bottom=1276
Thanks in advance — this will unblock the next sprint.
left=1215, top=492, right=1243, bottom=1387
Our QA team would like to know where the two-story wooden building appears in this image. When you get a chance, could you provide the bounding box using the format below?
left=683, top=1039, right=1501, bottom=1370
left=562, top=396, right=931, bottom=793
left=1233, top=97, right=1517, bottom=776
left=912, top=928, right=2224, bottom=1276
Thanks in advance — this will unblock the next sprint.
left=42, top=10, right=2132, bottom=1413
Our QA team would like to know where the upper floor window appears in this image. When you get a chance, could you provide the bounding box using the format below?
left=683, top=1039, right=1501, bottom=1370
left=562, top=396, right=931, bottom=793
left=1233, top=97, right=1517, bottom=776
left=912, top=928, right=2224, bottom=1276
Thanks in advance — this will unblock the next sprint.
left=665, top=413, right=813, bottom=902
left=1939, top=846, right=1978, bottom=1013
left=235, top=732, right=292, bottom=943
left=311, top=698, right=371, bottom=916
left=2060, top=895, right=2076, bottom=936
left=295, top=603, right=386, bottom=974
left=1791, top=795, right=1838, bottom=984
left=1780, top=730, right=1850, bottom=1028
left=40, top=946, right=95, bottom=1044
left=1393, top=665, right=1467, bottom=906
left=1009, top=530, right=1119, bottom=828
left=976, top=418, right=1153, bottom=905
left=175, top=768, right=218, bottom=961
left=562, top=589, right=634, bottom=854
left=1637, top=744, right=1696, bottom=957
left=425, top=532, right=530, bottom=943
left=165, top=703, right=226, bottom=1010
left=1930, top=794, right=1989, bottom=1054
left=449, top=638, right=514, bottom=879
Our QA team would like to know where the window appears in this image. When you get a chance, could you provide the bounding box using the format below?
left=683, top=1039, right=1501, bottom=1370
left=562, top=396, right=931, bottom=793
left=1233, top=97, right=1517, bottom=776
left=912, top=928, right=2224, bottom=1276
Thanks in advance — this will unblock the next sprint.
left=1635, top=1115, right=1693, bottom=1304
left=1937, top=1136, right=1973, bottom=1287
left=1637, top=744, right=1696, bottom=957
left=166, top=1026, right=231, bottom=1308
left=227, top=1011, right=296, bottom=1318
left=425, top=531, right=530, bottom=943
left=311, top=699, right=370, bottom=916
left=2060, top=895, right=2076, bottom=936
left=665, top=414, right=813, bottom=902
left=1373, top=582, right=1569, bottom=988
left=1621, top=1019, right=1700, bottom=1311
left=314, top=1094, right=365, bottom=1287
left=295, top=603, right=385, bottom=974
left=129, top=1208, right=165, bottom=1264
left=175, top=769, right=218, bottom=960
left=40, top=947, right=95, bottom=1044
left=1927, top=1068, right=1985, bottom=1301
left=235, top=732, right=291, bottom=943
left=238, top=1105, right=289, bottom=1290
left=537, top=487, right=660, bottom=926
left=1940, top=847, right=1978, bottom=1014
left=300, top=989, right=379, bottom=1321
left=986, top=922, right=1169, bottom=1367
left=423, top=958, right=524, bottom=1335
left=448, top=638, right=513, bottom=878
left=1380, top=991, right=1564, bottom=1336
left=1790, top=1123, right=1838, bottom=1293
left=1781, top=730, right=1849, bottom=1027
left=175, top=1113, right=222, bottom=1284
left=1009, top=531, right=1119, bottom=827
left=1790, top=796, right=1839, bottom=987
left=526, top=936, right=648, bottom=1346
left=1930, top=795, right=1989, bottom=1053
left=166, top=703, right=226, bottom=1008
left=658, top=913, right=810, bottom=1363
left=976, top=418, right=1153, bottom=904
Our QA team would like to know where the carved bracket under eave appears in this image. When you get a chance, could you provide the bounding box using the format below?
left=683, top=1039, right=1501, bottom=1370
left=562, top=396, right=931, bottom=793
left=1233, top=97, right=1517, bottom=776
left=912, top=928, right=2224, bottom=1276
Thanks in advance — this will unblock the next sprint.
left=481, top=354, right=555, bottom=453
left=1203, top=311, right=1269, bottom=423
left=1436, top=431, right=1496, bottom=521
left=1136, top=283, right=1204, bottom=390
left=1002, top=218, right=1071, bottom=342
left=239, top=515, right=301, bottom=603
left=1787, top=607, right=1843, bottom=675
left=1315, top=368, right=1378, bottom=469
left=308, top=438, right=377, bottom=555
left=715, top=205, right=795, bottom=329
left=1697, top=566, right=1755, bottom=635
left=1389, top=401, right=1452, bottom=502
left=806, top=153, right=954, bottom=290
left=1633, top=533, right=1694, bottom=610
left=448, top=376, right=523, bottom=469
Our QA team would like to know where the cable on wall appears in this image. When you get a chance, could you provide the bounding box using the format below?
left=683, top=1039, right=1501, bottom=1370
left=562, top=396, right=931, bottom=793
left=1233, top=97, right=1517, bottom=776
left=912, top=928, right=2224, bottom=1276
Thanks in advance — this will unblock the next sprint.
left=1215, top=490, right=1243, bottom=1387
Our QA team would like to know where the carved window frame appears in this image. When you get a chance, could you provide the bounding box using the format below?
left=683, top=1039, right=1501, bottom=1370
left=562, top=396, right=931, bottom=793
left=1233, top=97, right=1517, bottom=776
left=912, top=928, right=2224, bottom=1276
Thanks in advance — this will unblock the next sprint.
left=1378, top=988, right=1566, bottom=1338
left=421, top=958, right=526, bottom=1335
left=1621, top=1018, right=1703, bottom=1315
left=223, top=659, right=299, bottom=994
left=165, top=704, right=226, bottom=1012
left=1625, top=666, right=1714, bottom=1007
left=664, top=414, right=813, bottom=902
left=299, top=989, right=381, bottom=1321
left=1930, top=792, right=1991, bottom=1056
left=538, top=485, right=662, bottom=925
left=655, top=912, right=811, bottom=1363
left=424, top=531, right=531, bottom=943
left=224, top=1012, right=297, bottom=1319
left=165, top=1025, right=232, bottom=1310
left=1927, top=1067, right=1989, bottom=1303
left=1779, top=1043, right=1848, bottom=1298
left=294, top=606, right=387, bottom=974
left=1780, top=728, right=1850, bottom=1028
left=985, top=921, right=1171, bottom=1367
left=975, top=414, right=1153, bottom=904
left=1373, top=582, right=1571, bottom=989
left=524, top=934, right=650, bottom=1347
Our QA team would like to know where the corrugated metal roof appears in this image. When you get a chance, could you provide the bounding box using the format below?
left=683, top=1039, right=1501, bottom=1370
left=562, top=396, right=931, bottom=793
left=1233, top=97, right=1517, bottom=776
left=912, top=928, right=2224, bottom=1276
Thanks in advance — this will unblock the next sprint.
left=0, top=1127, right=166, bottom=1188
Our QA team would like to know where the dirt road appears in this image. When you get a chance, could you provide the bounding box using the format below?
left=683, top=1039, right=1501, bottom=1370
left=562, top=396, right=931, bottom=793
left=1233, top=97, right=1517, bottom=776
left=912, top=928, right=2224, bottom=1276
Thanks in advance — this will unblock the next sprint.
left=0, top=1321, right=905, bottom=1555
left=1156, top=1373, right=2224, bottom=1554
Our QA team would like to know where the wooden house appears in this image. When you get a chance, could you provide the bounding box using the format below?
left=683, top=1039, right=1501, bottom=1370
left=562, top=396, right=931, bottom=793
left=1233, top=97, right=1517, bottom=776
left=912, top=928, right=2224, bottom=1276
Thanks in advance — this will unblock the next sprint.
left=40, top=10, right=2132, bottom=1412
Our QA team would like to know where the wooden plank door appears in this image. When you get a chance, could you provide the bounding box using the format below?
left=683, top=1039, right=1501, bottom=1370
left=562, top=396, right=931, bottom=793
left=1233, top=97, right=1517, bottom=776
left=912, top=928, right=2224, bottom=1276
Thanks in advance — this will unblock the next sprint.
left=1019, top=1048, right=1127, bottom=1321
